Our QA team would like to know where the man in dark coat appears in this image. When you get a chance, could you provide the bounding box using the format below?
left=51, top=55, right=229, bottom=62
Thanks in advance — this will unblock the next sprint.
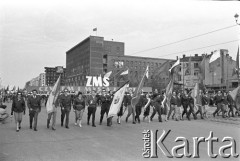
left=27, top=89, right=41, bottom=131
left=99, top=90, right=112, bottom=125
left=59, top=89, right=72, bottom=128
left=86, top=90, right=98, bottom=127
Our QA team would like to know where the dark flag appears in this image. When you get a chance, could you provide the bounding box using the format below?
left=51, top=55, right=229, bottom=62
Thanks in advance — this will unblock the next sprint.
left=152, top=61, right=170, bottom=78
left=185, top=56, right=192, bottom=75
left=232, top=46, right=239, bottom=76
left=199, top=54, right=206, bottom=80
left=131, top=66, right=149, bottom=108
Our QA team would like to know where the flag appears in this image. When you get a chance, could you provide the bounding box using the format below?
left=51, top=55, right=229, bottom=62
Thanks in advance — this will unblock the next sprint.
left=191, top=82, right=201, bottom=113
left=236, top=46, right=239, bottom=76
left=165, top=78, right=174, bottom=110
left=152, top=61, right=170, bottom=78
left=185, top=56, right=192, bottom=75
left=232, top=46, right=239, bottom=76
left=108, top=82, right=129, bottom=118
left=145, top=66, right=149, bottom=78
left=199, top=54, right=206, bottom=80
left=104, top=71, right=112, bottom=78
left=209, top=50, right=220, bottom=63
left=46, top=76, right=61, bottom=114
left=120, top=69, right=128, bottom=75
left=131, top=66, right=149, bottom=107
left=169, top=59, right=180, bottom=74
left=229, top=86, right=240, bottom=101
left=165, top=79, right=174, bottom=98
left=93, top=28, right=97, bottom=31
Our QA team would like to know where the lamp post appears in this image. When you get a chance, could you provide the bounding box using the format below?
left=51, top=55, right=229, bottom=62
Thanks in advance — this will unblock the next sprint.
left=234, top=13, right=240, bottom=86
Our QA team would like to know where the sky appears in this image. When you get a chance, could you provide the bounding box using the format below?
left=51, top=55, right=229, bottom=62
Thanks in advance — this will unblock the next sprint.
left=0, top=0, right=240, bottom=88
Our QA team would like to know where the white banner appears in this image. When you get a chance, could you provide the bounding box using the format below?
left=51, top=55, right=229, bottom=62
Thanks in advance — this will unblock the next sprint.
left=108, top=83, right=128, bottom=118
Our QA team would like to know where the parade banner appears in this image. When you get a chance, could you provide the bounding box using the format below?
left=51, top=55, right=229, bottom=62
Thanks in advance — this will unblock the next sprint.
left=108, top=83, right=129, bottom=118
left=25, top=86, right=152, bottom=94
left=46, top=76, right=61, bottom=114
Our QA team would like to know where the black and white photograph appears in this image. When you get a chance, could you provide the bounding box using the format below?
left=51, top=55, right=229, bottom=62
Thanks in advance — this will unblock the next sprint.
left=0, top=0, right=240, bottom=161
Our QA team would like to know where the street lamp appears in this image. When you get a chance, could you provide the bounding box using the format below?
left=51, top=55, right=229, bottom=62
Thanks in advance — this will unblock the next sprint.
left=234, top=13, right=239, bottom=25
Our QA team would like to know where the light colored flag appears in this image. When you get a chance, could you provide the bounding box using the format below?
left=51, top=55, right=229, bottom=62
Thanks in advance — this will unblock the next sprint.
left=93, top=28, right=97, bottom=31
left=120, top=69, right=129, bottom=75
left=209, top=50, right=220, bottom=63
left=46, top=76, right=61, bottom=114
left=104, top=71, right=112, bottom=78
left=145, top=66, right=149, bottom=78
left=169, top=59, right=180, bottom=73
left=191, top=82, right=201, bottom=112
left=108, top=82, right=129, bottom=118
left=229, top=86, right=240, bottom=101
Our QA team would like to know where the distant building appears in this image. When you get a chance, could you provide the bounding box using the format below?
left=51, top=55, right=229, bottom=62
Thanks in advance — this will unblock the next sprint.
left=45, top=66, right=66, bottom=86
left=39, top=73, right=46, bottom=86
left=178, top=49, right=239, bottom=90
left=29, top=76, right=40, bottom=86
left=66, top=36, right=173, bottom=89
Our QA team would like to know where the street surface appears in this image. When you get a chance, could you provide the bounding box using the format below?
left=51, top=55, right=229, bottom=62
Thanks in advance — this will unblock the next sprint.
left=0, top=102, right=239, bottom=161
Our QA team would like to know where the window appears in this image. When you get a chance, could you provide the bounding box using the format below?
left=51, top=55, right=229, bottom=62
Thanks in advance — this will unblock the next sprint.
left=194, top=71, right=199, bottom=76
left=194, top=63, right=199, bottom=68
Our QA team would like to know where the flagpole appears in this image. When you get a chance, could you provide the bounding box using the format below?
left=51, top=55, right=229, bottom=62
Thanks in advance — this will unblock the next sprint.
left=134, top=66, right=148, bottom=97
left=182, top=57, right=184, bottom=91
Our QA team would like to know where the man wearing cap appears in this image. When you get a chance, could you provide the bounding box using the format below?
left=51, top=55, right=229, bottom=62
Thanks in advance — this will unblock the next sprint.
left=87, top=90, right=98, bottom=127
left=59, top=89, right=72, bottom=128
left=27, top=89, right=41, bottom=131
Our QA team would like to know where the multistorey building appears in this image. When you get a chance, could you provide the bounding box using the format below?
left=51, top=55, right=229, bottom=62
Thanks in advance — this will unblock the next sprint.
left=66, top=36, right=174, bottom=89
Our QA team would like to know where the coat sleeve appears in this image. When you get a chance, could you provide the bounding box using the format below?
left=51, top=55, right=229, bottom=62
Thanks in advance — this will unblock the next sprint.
left=11, top=99, right=15, bottom=113
left=27, top=98, right=31, bottom=109
left=22, top=99, right=26, bottom=112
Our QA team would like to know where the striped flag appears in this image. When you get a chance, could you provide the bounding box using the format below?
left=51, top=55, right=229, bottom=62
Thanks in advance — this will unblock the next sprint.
left=46, top=76, right=61, bottom=114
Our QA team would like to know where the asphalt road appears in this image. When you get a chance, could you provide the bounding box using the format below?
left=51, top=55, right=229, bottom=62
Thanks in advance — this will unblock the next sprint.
left=0, top=102, right=240, bottom=161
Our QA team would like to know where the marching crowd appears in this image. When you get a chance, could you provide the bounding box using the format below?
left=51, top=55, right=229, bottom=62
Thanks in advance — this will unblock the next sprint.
left=0, top=88, right=239, bottom=132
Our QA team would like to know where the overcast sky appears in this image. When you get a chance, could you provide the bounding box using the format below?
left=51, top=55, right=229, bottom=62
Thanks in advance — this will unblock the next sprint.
left=0, top=0, right=239, bottom=88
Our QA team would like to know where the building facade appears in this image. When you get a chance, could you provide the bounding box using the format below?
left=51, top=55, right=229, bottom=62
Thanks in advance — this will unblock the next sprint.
left=45, top=66, right=66, bottom=86
left=177, top=49, right=239, bottom=90
left=106, top=55, right=174, bottom=88
left=29, top=76, right=40, bottom=86
left=39, top=73, right=46, bottom=86
left=66, top=36, right=173, bottom=89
